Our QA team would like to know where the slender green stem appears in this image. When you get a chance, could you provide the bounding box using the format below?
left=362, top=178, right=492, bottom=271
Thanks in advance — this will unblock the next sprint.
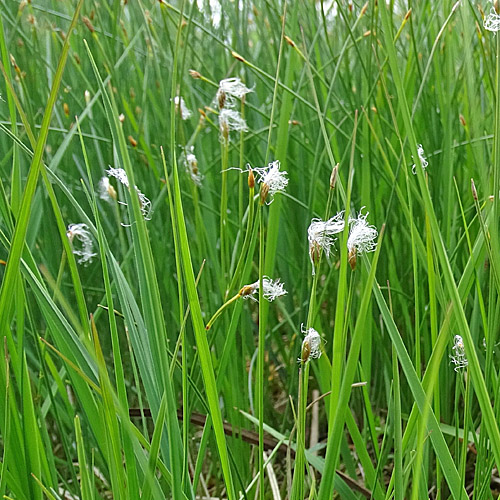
left=205, top=292, right=242, bottom=331
left=220, top=136, right=230, bottom=289
left=257, top=203, right=265, bottom=500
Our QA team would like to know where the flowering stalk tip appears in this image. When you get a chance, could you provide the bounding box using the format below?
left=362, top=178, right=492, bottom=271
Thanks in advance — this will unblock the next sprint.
left=347, top=209, right=378, bottom=271
left=299, top=325, right=321, bottom=363
left=67, top=223, right=96, bottom=265
left=307, top=212, right=345, bottom=274
left=450, top=335, right=468, bottom=371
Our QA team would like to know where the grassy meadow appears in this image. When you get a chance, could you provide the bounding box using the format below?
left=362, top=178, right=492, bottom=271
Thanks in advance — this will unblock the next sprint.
left=1, top=0, right=500, bottom=498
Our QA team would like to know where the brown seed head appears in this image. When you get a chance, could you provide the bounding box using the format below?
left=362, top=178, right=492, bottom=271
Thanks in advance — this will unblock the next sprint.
left=218, top=89, right=226, bottom=110
left=260, top=183, right=270, bottom=205
left=471, top=178, right=478, bottom=201
left=189, top=69, right=201, bottom=79
left=239, top=285, right=255, bottom=297
left=309, top=241, right=321, bottom=267
left=348, top=247, right=357, bottom=271
left=63, top=103, right=69, bottom=116
left=82, top=16, right=95, bottom=33
left=248, top=169, right=255, bottom=189
left=330, top=163, right=339, bottom=190
left=300, top=340, right=311, bottom=364
left=284, top=35, right=295, bottom=47
left=128, top=135, right=138, bottom=147
left=231, top=51, right=246, bottom=63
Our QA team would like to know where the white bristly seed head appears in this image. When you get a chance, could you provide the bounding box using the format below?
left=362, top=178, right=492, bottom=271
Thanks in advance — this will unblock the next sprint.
left=173, top=96, right=192, bottom=120
left=299, top=325, right=321, bottom=363
left=412, top=143, right=428, bottom=174
left=253, top=160, right=288, bottom=204
left=219, top=109, right=248, bottom=142
left=485, top=2, right=500, bottom=32
left=240, top=276, right=287, bottom=302
left=105, top=167, right=152, bottom=220
left=66, top=223, right=96, bottom=265
left=450, top=335, right=468, bottom=372
left=347, top=209, right=378, bottom=270
left=307, top=212, right=345, bottom=274
left=216, top=77, right=252, bottom=109
left=183, top=146, right=203, bottom=186
left=106, top=167, right=130, bottom=188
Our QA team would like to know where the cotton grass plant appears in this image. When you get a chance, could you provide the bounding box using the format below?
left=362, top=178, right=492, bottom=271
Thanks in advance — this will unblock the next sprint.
left=1, top=1, right=500, bottom=499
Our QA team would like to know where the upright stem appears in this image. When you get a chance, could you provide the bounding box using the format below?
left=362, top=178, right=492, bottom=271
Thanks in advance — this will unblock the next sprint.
left=220, top=137, right=230, bottom=288
left=257, top=204, right=265, bottom=500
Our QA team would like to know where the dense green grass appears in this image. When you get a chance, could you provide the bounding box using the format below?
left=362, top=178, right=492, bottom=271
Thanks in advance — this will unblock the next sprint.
left=1, top=0, right=500, bottom=498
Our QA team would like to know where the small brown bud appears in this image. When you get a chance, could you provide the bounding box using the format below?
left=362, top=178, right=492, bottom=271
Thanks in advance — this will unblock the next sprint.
left=128, top=135, right=138, bottom=147
left=82, top=16, right=95, bottom=33
left=330, top=163, right=339, bottom=190
left=198, top=108, right=207, bottom=118
left=284, top=35, right=295, bottom=47
left=348, top=247, right=357, bottom=271
left=189, top=69, right=201, bottom=79
left=218, top=89, right=226, bottom=110
left=309, top=241, right=321, bottom=267
left=248, top=168, right=255, bottom=189
left=89, top=9, right=95, bottom=21
left=371, top=106, right=377, bottom=113
left=363, top=30, right=371, bottom=37
left=63, top=103, right=69, bottom=116
left=300, top=340, right=311, bottom=364
left=288, top=120, right=301, bottom=126
left=73, top=53, right=81, bottom=64
left=239, top=285, right=255, bottom=297
left=459, top=114, right=466, bottom=127
left=471, top=178, right=478, bottom=201
left=260, top=183, right=269, bottom=205
left=360, top=2, right=368, bottom=16
left=231, top=51, right=246, bottom=63
left=404, top=9, right=412, bottom=21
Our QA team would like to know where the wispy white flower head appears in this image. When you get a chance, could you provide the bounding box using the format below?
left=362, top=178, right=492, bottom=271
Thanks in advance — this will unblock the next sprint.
left=219, top=108, right=248, bottom=141
left=240, top=276, right=287, bottom=302
left=106, top=167, right=129, bottom=188
left=98, top=177, right=117, bottom=203
left=217, top=77, right=252, bottom=109
left=347, top=209, right=378, bottom=269
left=450, top=335, right=468, bottom=372
left=106, top=167, right=152, bottom=220
left=66, top=223, right=96, bottom=265
left=253, top=160, right=288, bottom=204
left=299, top=325, right=322, bottom=363
left=412, top=144, right=428, bottom=174
left=183, top=146, right=203, bottom=186
left=485, top=3, right=500, bottom=32
left=173, top=96, right=192, bottom=120
left=307, top=212, right=345, bottom=273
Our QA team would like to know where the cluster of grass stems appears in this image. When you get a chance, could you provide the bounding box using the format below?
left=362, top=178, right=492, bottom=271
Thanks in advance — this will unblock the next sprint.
left=1, top=0, right=500, bottom=498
